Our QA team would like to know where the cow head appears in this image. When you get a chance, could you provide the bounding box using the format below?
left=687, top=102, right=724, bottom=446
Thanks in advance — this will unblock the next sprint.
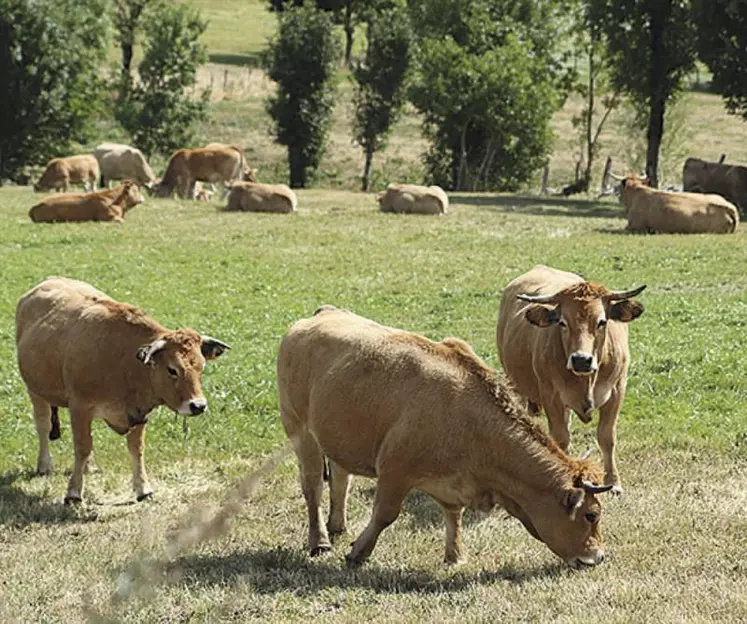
left=113, top=180, right=145, bottom=212
left=518, top=282, right=645, bottom=376
left=136, top=329, right=230, bottom=415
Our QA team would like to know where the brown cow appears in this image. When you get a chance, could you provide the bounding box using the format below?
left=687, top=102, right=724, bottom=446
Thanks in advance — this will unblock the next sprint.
left=683, top=157, right=747, bottom=217
left=378, top=183, right=448, bottom=215
left=34, top=155, right=100, bottom=193
left=224, top=181, right=297, bottom=213
left=93, top=143, right=157, bottom=189
left=153, top=145, right=251, bottom=200
left=497, top=265, right=645, bottom=494
left=29, top=181, right=145, bottom=223
left=15, top=277, right=229, bottom=503
left=278, top=306, right=613, bottom=568
left=617, top=174, right=739, bottom=234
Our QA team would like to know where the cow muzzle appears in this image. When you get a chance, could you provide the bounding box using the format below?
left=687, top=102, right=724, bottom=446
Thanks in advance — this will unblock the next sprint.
left=179, top=398, right=207, bottom=416
left=568, top=352, right=598, bottom=376
left=568, top=550, right=605, bottom=569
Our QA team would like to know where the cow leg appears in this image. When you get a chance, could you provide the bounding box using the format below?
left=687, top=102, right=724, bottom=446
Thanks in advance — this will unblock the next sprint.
left=598, top=382, right=625, bottom=495
left=327, top=460, right=351, bottom=539
left=346, top=476, right=409, bottom=567
left=126, top=424, right=153, bottom=501
left=29, top=391, right=53, bottom=476
left=543, top=394, right=572, bottom=451
left=442, top=505, right=465, bottom=565
left=66, top=405, right=94, bottom=504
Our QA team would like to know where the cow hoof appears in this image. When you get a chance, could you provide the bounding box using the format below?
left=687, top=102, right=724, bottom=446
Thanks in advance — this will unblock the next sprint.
left=327, top=526, right=347, bottom=541
left=345, top=553, right=365, bottom=569
left=609, top=484, right=624, bottom=497
left=36, top=467, right=53, bottom=477
left=136, top=491, right=154, bottom=502
left=64, top=495, right=82, bottom=506
left=309, top=544, right=332, bottom=557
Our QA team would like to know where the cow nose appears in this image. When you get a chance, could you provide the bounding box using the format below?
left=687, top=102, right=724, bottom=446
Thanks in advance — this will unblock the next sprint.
left=189, top=399, right=207, bottom=415
left=570, top=353, right=594, bottom=373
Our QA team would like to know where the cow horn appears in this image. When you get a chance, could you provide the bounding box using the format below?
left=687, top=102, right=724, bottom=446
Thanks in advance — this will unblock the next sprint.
left=580, top=447, right=594, bottom=460
left=580, top=480, right=614, bottom=495
left=516, top=292, right=558, bottom=304
left=605, top=284, right=646, bottom=301
left=137, top=339, right=167, bottom=365
left=608, top=171, right=625, bottom=181
left=201, top=335, right=231, bottom=360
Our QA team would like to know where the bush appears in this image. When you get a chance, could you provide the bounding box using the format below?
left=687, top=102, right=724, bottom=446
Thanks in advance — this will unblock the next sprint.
left=262, top=6, right=341, bottom=188
left=0, top=0, right=109, bottom=183
left=115, top=3, right=209, bottom=159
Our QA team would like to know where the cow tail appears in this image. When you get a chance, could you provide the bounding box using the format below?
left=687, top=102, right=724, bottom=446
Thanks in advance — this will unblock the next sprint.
left=323, top=456, right=330, bottom=482
left=49, top=406, right=61, bottom=440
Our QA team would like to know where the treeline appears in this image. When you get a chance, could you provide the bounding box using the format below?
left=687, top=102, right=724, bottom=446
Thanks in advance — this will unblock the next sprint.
left=1, top=0, right=746, bottom=192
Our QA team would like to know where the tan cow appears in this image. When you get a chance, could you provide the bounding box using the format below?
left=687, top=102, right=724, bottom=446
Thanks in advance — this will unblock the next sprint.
left=224, top=181, right=297, bottom=213
left=93, top=143, right=157, bottom=189
left=34, top=155, right=100, bottom=193
left=618, top=174, right=739, bottom=234
left=153, top=145, right=251, bottom=199
left=378, top=183, right=449, bottom=215
left=683, top=157, right=747, bottom=217
left=497, top=265, right=645, bottom=494
left=29, top=181, right=145, bottom=223
left=205, top=142, right=257, bottom=182
left=15, top=277, right=229, bottom=503
left=278, top=306, right=613, bottom=569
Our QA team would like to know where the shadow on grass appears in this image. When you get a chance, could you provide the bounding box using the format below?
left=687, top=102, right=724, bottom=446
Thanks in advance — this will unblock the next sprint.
left=208, top=52, right=262, bottom=68
left=0, top=469, right=98, bottom=526
left=450, top=194, right=626, bottom=220
left=175, top=545, right=564, bottom=595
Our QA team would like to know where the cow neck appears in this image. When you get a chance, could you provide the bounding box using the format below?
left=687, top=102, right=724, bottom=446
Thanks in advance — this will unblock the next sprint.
left=120, top=321, right=168, bottom=417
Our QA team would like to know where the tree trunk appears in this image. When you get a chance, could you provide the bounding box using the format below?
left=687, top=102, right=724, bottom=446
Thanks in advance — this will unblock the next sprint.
left=289, top=146, right=305, bottom=188
left=362, top=145, right=374, bottom=191
left=645, top=6, right=667, bottom=189
left=343, top=1, right=354, bottom=68
left=121, top=39, right=134, bottom=90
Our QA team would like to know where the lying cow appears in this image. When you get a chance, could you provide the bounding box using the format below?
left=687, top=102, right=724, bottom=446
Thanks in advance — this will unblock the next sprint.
left=224, top=181, right=297, bottom=213
left=497, top=265, right=645, bottom=494
left=15, top=277, right=229, bottom=503
left=278, top=306, right=613, bottom=569
left=153, top=145, right=251, bottom=200
left=29, top=181, right=145, bottom=223
left=93, top=143, right=156, bottom=189
left=34, top=155, right=100, bottom=193
left=683, top=157, right=747, bottom=217
left=378, top=183, right=449, bottom=215
left=616, top=174, right=739, bottom=234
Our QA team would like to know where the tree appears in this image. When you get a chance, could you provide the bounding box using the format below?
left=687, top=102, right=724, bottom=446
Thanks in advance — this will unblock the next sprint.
left=589, top=0, right=697, bottom=188
left=0, top=0, right=109, bottom=184
left=115, top=3, right=209, bottom=158
left=262, top=6, right=341, bottom=188
left=112, top=0, right=157, bottom=93
left=694, top=1, right=747, bottom=120
left=408, top=0, right=568, bottom=191
left=352, top=8, right=412, bottom=191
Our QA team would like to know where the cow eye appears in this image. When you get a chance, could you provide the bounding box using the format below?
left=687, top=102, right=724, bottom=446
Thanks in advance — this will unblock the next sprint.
left=597, top=318, right=607, bottom=329
left=584, top=511, right=598, bottom=524
left=167, top=366, right=178, bottom=378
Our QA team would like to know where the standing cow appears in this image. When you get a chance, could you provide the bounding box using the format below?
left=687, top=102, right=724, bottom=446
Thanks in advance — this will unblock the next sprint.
left=278, top=306, right=613, bottom=569
left=34, top=155, right=100, bottom=193
left=497, top=265, right=645, bottom=494
left=16, top=277, right=229, bottom=503
left=93, top=143, right=157, bottom=189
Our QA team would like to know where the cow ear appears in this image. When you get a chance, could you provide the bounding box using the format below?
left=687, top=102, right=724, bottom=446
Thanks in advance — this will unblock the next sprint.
left=137, top=339, right=167, bottom=366
left=562, top=488, right=585, bottom=519
left=608, top=300, right=644, bottom=323
left=525, top=304, right=560, bottom=327
left=201, top=335, right=230, bottom=360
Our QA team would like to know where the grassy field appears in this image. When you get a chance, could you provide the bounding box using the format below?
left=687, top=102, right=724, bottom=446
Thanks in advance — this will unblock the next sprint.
left=0, top=187, right=745, bottom=621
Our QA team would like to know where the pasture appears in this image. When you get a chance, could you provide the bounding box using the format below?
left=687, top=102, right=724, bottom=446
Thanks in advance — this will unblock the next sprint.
left=0, top=187, right=745, bottom=622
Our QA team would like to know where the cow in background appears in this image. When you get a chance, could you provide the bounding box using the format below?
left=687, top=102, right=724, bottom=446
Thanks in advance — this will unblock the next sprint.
left=34, top=155, right=100, bottom=193
left=378, top=184, right=449, bottom=215
left=93, top=143, right=157, bottom=189
left=29, top=181, right=145, bottom=223
left=683, top=156, right=747, bottom=217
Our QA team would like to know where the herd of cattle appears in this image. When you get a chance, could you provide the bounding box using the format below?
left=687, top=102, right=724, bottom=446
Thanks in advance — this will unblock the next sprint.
left=8, top=148, right=744, bottom=571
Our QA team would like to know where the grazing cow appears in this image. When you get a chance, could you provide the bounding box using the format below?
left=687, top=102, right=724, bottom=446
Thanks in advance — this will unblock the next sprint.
left=93, top=143, right=157, bottom=189
left=618, top=174, right=739, bottom=234
left=224, top=181, right=297, bottom=213
left=205, top=142, right=258, bottom=182
left=378, top=183, right=449, bottom=215
left=15, top=277, right=229, bottom=503
left=29, top=181, right=145, bottom=223
left=34, top=155, right=100, bottom=193
left=153, top=145, right=250, bottom=200
left=278, top=306, right=613, bottom=569
left=683, top=157, right=747, bottom=217
left=497, top=265, right=645, bottom=494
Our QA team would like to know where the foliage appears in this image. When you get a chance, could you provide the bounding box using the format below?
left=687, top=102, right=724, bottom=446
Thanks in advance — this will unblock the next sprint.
left=115, top=3, right=209, bottom=158
left=694, top=0, right=747, bottom=121
left=589, top=0, right=697, bottom=187
left=262, top=6, right=341, bottom=188
left=112, top=0, right=158, bottom=92
left=351, top=7, right=412, bottom=191
left=0, top=0, right=109, bottom=183
left=409, top=0, right=566, bottom=192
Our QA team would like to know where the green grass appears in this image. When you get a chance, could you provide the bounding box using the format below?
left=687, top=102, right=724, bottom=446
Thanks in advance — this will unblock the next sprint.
left=0, top=188, right=745, bottom=621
